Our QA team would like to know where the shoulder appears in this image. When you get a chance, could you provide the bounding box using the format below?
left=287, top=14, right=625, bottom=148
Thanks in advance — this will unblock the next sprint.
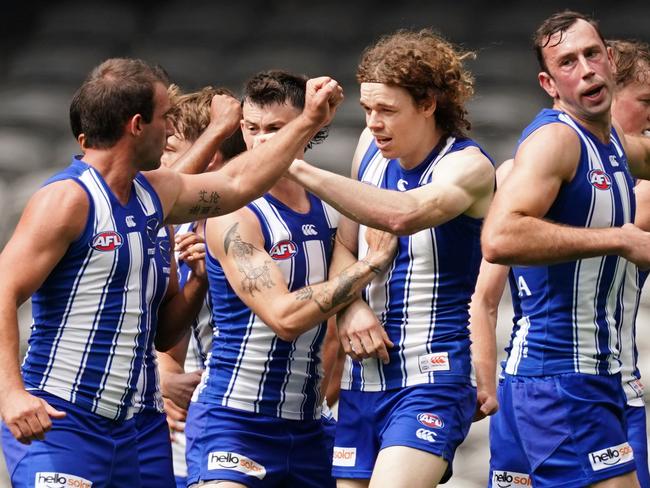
left=436, top=145, right=495, bottom=189
left=206, top=205, right=263, bottom=245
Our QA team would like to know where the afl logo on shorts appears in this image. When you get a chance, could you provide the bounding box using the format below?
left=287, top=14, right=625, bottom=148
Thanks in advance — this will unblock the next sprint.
left=91, top=231, right=123, bottom=252
left=588, top=169, right=612, bottom=190
left=417, top=412, right=444, bottom=429
left=269, top=240, right=297, bottom=260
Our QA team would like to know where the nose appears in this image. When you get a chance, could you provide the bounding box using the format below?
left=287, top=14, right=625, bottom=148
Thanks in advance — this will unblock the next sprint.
left=577, top=55, right=595, bottom=79
left=253, top=132, right=276, bottom=148
left=366, top=110, right=383, bottom=131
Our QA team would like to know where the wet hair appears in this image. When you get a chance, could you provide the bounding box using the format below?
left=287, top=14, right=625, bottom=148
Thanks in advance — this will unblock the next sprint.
left=356, top=28, right=475, bottom=138
left=608, top=39, right=650, bottom=87
left=242, top=70, right=328, bottom=149
left=533, top=10, right=607, bottom=72
left=69, top=58, right=169, bottom=148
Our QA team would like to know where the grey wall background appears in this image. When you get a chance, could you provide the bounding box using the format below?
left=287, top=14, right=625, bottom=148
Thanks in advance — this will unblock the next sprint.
left=0, top=1, right=648, bottom=486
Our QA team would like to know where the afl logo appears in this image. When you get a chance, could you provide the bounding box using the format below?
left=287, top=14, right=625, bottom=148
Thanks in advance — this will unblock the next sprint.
left=269, top=240, right=297, bottom=260
left=417, top=412, right=444, bottom=429
left=588, top=169, right=612, bottom=190
left=91, top=231, right=123, bottom=252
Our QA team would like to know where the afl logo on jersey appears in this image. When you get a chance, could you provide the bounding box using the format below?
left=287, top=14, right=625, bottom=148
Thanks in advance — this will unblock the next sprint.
left=417, top=412, right=444, bottom=429
left=91, top=231, right=124, bottom=252
left=588, top=169, right=612, bottom=190
left=269, top=240, right=297, bottom=260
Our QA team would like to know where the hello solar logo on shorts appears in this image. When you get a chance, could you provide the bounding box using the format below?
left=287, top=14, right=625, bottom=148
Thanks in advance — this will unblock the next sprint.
left=34, top=472, right=93, bottom=488
left=492, top=470, right=532, bottom=487
left=589, top=442, right=634, bottom=471
left=207, top=451, right=267, bottom=479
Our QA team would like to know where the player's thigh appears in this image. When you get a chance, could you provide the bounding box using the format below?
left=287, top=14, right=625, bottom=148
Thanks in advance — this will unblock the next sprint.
left=337, top=479, right=370, bottom=488
left=369, top=445, right=447, bottom=488
left=191, top=482, right=248, bottom=488
left=590, top=471, right=640, bottom=488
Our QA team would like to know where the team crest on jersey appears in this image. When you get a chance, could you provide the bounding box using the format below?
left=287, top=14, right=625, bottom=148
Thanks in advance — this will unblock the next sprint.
left=417, top=412, right=444, bottom=429
left=269, top=240, right=297, bottom=260
left=158, top=239, right=171, bottom=265
left=146, top=217, right=160, bottom=242
left=91, top=231, right=123, bottom=252
left=587, top=169, right=612, bottom=190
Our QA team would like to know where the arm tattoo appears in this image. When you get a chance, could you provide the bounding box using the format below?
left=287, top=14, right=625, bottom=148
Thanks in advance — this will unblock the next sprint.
left=314, top=267, right=363, bottom=313
left=191, top=189, right=221, bottom=216
left=361, top=258, right=382, bottom=274
left=223, top=222, right=275, bottom=296
left=296, top=286, right=314, bottom=301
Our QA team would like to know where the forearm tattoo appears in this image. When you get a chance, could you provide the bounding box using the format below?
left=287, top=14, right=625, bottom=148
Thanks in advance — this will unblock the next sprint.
left=223, top=223, right=275, bottom=296
left=189, top=189, right=222, bottom=216
left=314, top=266, right=364, bottom=313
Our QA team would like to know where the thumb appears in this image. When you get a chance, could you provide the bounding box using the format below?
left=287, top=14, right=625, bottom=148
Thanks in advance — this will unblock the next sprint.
left=43, top=400, right=67, bottom=419
left=381, top=328, right=394, bottom=348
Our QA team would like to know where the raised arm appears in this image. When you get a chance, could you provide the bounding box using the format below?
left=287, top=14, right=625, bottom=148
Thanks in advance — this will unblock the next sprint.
left=151, top=77, right=344, bottom=224
left=482, top=123, right=650, bottom=267
left=206, top=209, right=396, bottom=342
left=288, top=128, right=495, bottom=235
left=0, top=181, right=86, bottom=443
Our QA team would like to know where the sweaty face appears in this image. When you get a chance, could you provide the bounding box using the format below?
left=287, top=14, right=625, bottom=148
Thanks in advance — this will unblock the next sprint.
left=359, top=82, right=434, bottom=167
left=139, top=82, right=174, bottom=171
left=539, top=19, right=615, bottom=122
left=240, top=101, right=302, bottom=152
left=161, top=133, right=192, bottom=168
left=612, top=67, right=650, bottom=136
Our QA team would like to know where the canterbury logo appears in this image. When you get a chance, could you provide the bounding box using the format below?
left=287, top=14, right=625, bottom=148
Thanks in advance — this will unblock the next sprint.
left=302, top=224, right=318, bottom=236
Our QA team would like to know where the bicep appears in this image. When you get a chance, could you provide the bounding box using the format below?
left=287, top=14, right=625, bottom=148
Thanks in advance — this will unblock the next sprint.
left=624, top=134, right=650, bottom=180
left=209, top=214, right=290, bottom=321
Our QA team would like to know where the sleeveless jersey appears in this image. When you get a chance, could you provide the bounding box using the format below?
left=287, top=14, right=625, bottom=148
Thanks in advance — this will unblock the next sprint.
left=504, top=109, right=636, bottom=376
left=22, top=157, right=167, bottom=421
left=132, top=226, right=173, bottom=413
left=195, top=192, right=339, bottom=420
left=342, top=136, right=493, bottom=391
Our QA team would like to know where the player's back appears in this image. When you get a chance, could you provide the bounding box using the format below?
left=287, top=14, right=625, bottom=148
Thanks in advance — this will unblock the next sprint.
left=22, top=156, right=166, bottom=421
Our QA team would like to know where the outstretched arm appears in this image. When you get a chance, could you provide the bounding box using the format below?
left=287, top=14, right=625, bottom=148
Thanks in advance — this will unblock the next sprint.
left=288, top=128, right=495, bottom=235
left=152, top=77, right=344, bottom=224
left=205, top=208, right=397, bottom=342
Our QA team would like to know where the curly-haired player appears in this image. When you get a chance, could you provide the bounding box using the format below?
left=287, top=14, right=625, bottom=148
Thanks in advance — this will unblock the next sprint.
left=287, top=29, right=495, bottom=487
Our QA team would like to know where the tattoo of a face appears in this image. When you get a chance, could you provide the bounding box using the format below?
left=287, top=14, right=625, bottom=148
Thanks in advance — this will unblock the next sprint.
left=223, top=223, right=275, bottom=296
left=296, top=286, right=314, bottom=301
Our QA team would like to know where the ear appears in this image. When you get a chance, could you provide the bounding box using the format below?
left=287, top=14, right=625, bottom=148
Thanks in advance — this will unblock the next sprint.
left=127, top=114, right=144, bottom=137
left=77, top=133, right=86, bottom=149
left=606, top=45, right=617, bottom=77
left=420, top=94, right=437, bottom=118
left=538, top=71, right=558, bottom=99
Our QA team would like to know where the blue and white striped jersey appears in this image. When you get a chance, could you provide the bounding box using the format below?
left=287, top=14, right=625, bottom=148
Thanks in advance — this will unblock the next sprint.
left=132, top=226, right=173, bottom=414
left=22, top=157, right=167, bottom=421
left=195, top=193, right=339, bottom=420
left=504, top=109, right=636, bottom=377
left=342, top=136, right=493, bottom=392
left=175, top=221, right=214, bottom=374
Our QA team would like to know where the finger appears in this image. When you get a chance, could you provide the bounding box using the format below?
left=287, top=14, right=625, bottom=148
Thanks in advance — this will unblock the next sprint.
left=358, top=332, right=377, bottom=358
left=369, top=329, right=390, bottom=364
left=380, top=328, right=394, bottom=349
left=15, top=419, right=34, bottom=444
left=44, top=402, right=67, bottom=419
left=348, top=336, right=365, bottom=361
left=7, top=423, right=28, bottom=444
left=340, top=335, right=361, bottom=361
left=35, top=405, right=53, bottom=433
left=24, top=414, right=46, bottom=441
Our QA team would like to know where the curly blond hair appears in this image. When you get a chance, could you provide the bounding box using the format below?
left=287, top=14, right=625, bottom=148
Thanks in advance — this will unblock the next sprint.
left=608, top=39, right=650, bottom=87
left=357, top=29, right=475, bottom=137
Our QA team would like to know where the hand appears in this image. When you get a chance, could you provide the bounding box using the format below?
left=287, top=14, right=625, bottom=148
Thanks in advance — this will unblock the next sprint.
left=620, top=223, right=650, bottom=270
left=175, top=232, right=206, bottom=279
left=303, top=77, right=344, bottom=128
left=473, top=388, right=498, bottom=422
left=0, top=389, right=66, bottom=444
left=161, top=370, right=203, bottom=410
left=337, top=300, right=393, bottom=364
left=209, top=93, right=242, bottom=139
left=163, top=396, right=187, bottom=441
left=364, top=227, right=398, bottom=268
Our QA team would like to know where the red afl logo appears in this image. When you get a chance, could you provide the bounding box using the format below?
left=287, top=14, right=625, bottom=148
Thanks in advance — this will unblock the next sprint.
left=269, top=240, right=297, bottom=260
left=91, top=231, right=124, bottom=251
left=588, top=169, right=612, bottom=190
left=417, top=413, right=444, bottom=429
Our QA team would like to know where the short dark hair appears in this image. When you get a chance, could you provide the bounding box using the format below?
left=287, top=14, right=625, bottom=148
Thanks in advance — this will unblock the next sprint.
left=533, top=10, right=607, bottom=72
left=608, top=39, right=650, bottom=87
left=70, top=58, right=169, bottom=149
left=242, top=70, right=328, bottom=149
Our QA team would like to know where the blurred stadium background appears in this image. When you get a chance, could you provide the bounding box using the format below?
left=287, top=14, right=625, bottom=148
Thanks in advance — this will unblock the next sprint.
left=0, top=1, right=648, bottom=486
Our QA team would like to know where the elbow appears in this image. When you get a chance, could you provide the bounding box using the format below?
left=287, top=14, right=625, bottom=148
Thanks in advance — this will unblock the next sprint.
left=273, top=321, right=301, bottom=342
left=386, top=211, right=419, bottom=236
left=481, top=226, right=514, bottom=265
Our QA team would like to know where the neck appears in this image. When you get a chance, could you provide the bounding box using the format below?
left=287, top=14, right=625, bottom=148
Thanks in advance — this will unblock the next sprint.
left=82, top=144, right=138, bottom=205
left=399, top=123, right=446, bottom=169
left=554, top=101, right=612, bottom=144
left=268, top=177, right=310, bottom=213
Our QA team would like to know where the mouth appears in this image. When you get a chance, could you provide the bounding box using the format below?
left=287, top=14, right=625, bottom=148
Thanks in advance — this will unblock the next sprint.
left=644, top=129, right=650, bottom=137
left=582, top=84, right=605, bottom=101
left=374, top=135, right=392, bottom=149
